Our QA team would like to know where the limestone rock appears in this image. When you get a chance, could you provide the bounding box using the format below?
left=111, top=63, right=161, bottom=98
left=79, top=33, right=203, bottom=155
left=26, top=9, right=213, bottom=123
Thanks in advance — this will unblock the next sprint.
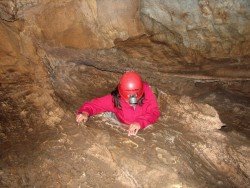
left=0, top=0, right=249, bottom=187
left=0, top=22, right=19, bottom=57
left=0, top=133, right=7, bottom=140
left=0, top=0, right=17, bottom=21
left=161, top=93, right=223, bottom=132
left=0, top=0, right=38, bottom=21
left=141, top=0, right=250, bottom=61
left=18, top=0, right=143, bottom=49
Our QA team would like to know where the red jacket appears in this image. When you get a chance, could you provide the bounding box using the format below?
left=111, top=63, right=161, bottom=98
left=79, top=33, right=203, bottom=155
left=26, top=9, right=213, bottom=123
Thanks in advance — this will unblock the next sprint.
left=77, top=83, right=160, bottom=129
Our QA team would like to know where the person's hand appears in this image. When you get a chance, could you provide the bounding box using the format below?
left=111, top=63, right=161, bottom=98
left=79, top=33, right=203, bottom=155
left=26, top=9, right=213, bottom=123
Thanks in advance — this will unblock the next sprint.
left=76, top=112, right=89, bottom=125
left=128, top=123, right=141, bottom=136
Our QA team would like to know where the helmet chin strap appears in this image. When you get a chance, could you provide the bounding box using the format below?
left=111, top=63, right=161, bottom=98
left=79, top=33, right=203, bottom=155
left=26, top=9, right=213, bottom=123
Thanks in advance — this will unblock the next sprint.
left=129, top=95, right=137, bottom=105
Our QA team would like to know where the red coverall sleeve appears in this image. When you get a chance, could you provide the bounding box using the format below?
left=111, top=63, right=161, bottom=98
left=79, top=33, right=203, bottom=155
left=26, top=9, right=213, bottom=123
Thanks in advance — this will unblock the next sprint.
left=77, top=94, right=114, bottom=116
left=134, top=86, right=160, bottom=129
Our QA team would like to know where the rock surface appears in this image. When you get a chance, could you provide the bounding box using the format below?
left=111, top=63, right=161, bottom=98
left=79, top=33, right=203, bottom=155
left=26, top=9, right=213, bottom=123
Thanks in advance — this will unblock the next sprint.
left=0, top=0, right=250, bottom=187
left=15, top=0, right=143, bottom=49
left=141, top=0, right=250, bottom=62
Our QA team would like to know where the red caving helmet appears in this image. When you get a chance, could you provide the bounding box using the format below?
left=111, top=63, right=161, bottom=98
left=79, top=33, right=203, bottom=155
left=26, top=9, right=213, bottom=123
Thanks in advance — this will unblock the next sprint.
left=118, top=71, right=143, bottom=103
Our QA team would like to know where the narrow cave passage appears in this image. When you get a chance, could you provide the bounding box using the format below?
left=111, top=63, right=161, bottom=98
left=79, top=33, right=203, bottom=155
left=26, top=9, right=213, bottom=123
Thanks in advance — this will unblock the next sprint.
left=0, top=0, right=249, bottom=187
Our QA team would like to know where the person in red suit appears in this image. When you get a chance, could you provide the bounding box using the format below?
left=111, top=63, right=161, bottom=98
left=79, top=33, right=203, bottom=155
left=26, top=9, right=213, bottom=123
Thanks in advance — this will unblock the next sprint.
left=76, top=71, right=160, bottom=136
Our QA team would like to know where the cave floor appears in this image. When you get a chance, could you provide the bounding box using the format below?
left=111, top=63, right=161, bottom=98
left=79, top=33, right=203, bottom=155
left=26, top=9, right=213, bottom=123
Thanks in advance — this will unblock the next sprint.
left=0, top=44, right=250, bottom=187
left=0, top=74, right=249, bottom=187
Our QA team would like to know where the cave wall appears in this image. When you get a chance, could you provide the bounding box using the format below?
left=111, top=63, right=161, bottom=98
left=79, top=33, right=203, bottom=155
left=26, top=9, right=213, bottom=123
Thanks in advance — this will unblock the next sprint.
left=1, top=0, right=249, bottom=60
left=141, top=0, right=250, bottom=62
left=1, top=1, right=250, bottom=187
left=1, top=0, right=143, bottom=49
left=0, top=0, right=145, bottom=126
left=0, top=0, right=249, bottom=130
